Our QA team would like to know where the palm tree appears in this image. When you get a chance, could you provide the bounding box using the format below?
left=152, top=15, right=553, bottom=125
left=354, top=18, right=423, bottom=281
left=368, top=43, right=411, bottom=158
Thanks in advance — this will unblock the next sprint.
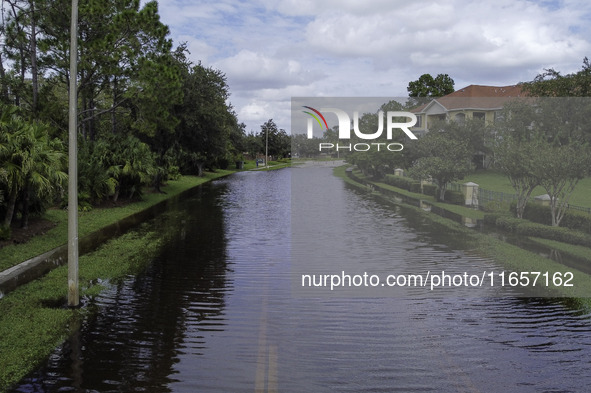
left=89, top=134, right=155, bottom=202
left=0, top=107, right=67, bottom=231
left=19, top=123, right=68, bottom=228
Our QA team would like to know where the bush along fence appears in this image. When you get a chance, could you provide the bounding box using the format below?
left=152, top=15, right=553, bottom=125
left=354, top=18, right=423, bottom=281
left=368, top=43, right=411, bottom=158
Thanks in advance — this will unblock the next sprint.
left=386, top=172, right=590, bottom=218
left=483, top=213, right=591, bottom=247
left=381, top=169, right=591, bottom=236
left=448, top=182, right=591, bottom=215
left=349, top=167, right=591, bottom=246
left=451, top=180, right=591, bottom=243
left=383, top=174, right=466, bottom=205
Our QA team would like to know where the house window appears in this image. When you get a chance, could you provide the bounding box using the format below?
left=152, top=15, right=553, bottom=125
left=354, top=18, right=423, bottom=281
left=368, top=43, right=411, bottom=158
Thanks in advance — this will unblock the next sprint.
left=415, top=114, right=422, bottom=128
left=493, top=111, right=504, bottom=123
left=473, top=112, right=485, bottom=122
left=455, top=113, right=466, bottom=124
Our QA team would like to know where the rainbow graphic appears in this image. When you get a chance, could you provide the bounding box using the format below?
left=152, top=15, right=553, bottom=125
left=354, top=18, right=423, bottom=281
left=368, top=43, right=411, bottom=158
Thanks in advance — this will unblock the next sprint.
left=302, top=106, right=329, bottom=131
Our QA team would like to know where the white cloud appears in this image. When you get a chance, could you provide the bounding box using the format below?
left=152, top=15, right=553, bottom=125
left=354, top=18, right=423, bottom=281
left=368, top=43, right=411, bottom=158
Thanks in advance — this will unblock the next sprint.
left=152, top=0, right=591, bottom=132
left=305, top=0, right=589, bottom=72
left=176, top=35, right=216, bottom=64
left=239, top=102, right=269, bottom=125
left=215, top=50, right=324, bottom=90
left=267, top=0, right=410, bottom=16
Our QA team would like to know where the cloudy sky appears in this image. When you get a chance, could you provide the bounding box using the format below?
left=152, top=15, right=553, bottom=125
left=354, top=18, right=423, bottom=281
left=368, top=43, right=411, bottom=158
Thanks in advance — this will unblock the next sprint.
left=150, top=0, right=591, bottom=134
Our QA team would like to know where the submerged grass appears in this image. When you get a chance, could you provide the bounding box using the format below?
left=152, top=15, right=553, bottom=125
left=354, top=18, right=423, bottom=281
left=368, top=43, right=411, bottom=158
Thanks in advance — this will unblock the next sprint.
left=334, top=165, right=591, bottom=309
left=0, top=227, right=164, bottom=392
left=250, top=159, right=291, bottom=171
left=0, top=170, right=235, bottom=392
left=527, top=237, right=591, bottom=263
left=348, top=168, right=485, bottom=220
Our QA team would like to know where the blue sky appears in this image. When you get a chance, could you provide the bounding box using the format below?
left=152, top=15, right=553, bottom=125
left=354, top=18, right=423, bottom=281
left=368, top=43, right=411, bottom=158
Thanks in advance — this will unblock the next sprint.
left=149, top=0, right=591, bottom=133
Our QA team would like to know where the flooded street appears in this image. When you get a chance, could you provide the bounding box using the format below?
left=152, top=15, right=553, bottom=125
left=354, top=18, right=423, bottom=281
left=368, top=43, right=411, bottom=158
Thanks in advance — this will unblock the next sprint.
left=13, top=167, right=591, bottom=392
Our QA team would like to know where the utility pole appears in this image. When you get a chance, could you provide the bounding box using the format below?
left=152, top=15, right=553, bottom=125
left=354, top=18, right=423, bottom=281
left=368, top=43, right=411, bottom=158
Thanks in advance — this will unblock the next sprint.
left=67, top=0, right=79, bottom=307
left=265, top=125, right=269, bottom=168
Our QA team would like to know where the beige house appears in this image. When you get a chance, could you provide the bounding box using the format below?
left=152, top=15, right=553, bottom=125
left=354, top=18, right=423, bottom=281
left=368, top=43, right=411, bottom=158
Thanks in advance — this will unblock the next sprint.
left=411, top=84, right=526, bottom=136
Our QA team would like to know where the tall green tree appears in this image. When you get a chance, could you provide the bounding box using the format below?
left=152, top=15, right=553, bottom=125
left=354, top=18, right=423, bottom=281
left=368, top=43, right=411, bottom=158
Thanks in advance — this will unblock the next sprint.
left=493, top=99, right=546, bottom=219
left=245, top=131, right=264, bottom=159
left=523, top=57, right=591, bottom=97
left=493, top=97, right=590, bottom=224
left=494, top=133, right=544, bottom=219
left=408, top=120, right=471, bottom=201
left=291, top=133, right=319, bottom=158
left=172, top=47, right=236, bottom=175
left=36, top=0, right=174, bottom=139
left=407, top=73, right=455, bottom=98
left=130, top=50, right=182, bottom=188
left=537, top=142, right=589, bottom=226
left=2, top=0, right=42, bottom=110
left=347, top=100, right=418, bottom=177
left=260, top=119, right=290, bottom=159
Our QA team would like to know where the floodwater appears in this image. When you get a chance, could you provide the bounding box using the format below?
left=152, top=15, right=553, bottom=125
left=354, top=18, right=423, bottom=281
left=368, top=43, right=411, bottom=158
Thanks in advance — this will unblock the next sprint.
left=12, top=166, right=591, bottom=392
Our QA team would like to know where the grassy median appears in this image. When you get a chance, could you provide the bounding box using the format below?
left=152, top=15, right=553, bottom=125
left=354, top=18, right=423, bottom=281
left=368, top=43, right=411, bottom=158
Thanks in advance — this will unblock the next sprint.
left=0, top=170, right=234, bottom=392
left=0, top=226, right=166, bottom=392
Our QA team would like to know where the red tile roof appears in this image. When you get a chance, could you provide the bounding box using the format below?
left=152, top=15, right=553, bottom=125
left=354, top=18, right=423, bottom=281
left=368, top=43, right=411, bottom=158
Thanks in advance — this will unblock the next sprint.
left=413, top=84, right=526, bottom=112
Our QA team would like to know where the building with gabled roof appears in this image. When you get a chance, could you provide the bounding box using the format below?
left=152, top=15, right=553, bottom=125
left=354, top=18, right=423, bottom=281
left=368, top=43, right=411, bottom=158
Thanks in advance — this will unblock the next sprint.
left=411, top=84, right=526, bottom=136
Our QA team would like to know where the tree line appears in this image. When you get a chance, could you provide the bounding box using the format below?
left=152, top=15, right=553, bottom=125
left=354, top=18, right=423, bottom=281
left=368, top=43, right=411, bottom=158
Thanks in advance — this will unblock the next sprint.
left=0, top=0, right=287, bottom=239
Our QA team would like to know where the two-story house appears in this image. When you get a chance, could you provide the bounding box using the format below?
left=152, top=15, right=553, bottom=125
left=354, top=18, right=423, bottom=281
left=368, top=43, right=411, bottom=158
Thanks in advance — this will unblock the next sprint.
left=411, top=84, right=525, bottom=135
left=411, top=84, right=526, bottom=168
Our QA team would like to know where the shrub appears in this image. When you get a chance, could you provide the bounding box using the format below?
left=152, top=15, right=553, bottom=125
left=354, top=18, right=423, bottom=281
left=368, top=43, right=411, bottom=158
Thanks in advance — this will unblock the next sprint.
left=514, top=221, right=591, bottom=247
left=384, top=175, right=415, bottom=191
left=520, top=202, right=552, bottom=225
left=483, top=213, right=506, bottom=226
left=168, top=166, right=181, bottom=181
left=561, top=211, right=591, bottom=234
left=422, top=184, right=438, bottom=197
left=409, top=182, right=422, bottom=193
left=78, top=134, right=155, bottom=203
left=482, top=200, right=512, bottom=213
left=217, top=157, right=230, bottom=170
left=496, top=216, right=523, bottom=232
left=0, top=226, right=11, bottom=240
left=444, top=190, right=465, bottom=205
left=511, top=201, right=591, bottom=234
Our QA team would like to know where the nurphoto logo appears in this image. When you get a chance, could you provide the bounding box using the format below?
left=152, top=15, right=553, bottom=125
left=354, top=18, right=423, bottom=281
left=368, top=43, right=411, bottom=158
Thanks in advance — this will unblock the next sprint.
left=301, top=105, right=418, bottom=152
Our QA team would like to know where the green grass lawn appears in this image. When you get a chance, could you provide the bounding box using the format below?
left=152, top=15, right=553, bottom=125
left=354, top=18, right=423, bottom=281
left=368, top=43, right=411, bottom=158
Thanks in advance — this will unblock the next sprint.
left=0, top=171, right=234, bottom=272
left=461, top=170, right=591, bottom=208
left=0, top=227, right=165, bottom=392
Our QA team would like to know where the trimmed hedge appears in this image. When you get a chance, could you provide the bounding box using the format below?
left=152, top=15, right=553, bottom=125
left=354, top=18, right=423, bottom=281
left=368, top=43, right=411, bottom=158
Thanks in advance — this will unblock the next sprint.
left=444, top=190, right=465, bottom=205
left=422, top=184, right=438, bottom=198
left=563, top=212, right=591, bottom=234
left=409, top=182, right=422, bottom=193
left=515, top=222, right=591, bottom=247
left=510, top=201, right=591, bottom=234
left=384, top=175, right=441, bottom=200
left=496, top=216, right=523, bottom=232
left=510, top=201, right=551, bottom=225
left=483, top=212, right=506, bottom=226
left=384, top=174, right=415, bottom=191
left=485, top=212, right=591, bottom=247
